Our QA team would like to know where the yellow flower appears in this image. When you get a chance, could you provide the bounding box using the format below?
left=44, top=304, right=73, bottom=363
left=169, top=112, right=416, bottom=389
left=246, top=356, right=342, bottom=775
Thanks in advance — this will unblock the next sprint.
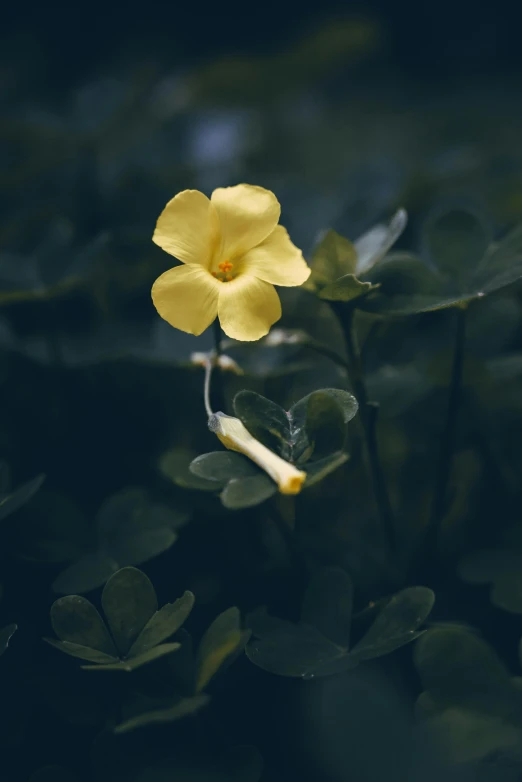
left=151, top=184, right=311, bottom=341
left=210, top=412, right=306, bottom=495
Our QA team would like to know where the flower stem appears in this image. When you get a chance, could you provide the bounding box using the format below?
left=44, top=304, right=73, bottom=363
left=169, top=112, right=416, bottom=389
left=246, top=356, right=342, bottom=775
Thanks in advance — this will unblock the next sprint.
left=332, top=303, right=396, bottom=555
left=425, top=305, right=468, bottom=554
left=211, top=320, right=226, bottom=413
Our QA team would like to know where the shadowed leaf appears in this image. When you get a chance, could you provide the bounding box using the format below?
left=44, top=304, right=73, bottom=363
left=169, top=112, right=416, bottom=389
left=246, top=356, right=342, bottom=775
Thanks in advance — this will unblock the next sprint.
left=129, top=591, right=195, bottom=656
left=52, top=552, right=119, bottom=595
left=190, top=452, right=258, bottom=484
left=196, top=607, right=250, bottom=692
left=50, top=596, right=117, bottom=656
left=0, top=474, right=45, bottom=522
left=350, top=586, right=434, bottom=660
left=82, top=642, right=180, bottom=671
left=114, top=694, right=209, bottom=733
left=44, top=638, right=118, bottom=665
left=101, top=567, right=158, bottom=656
left=220, top=474, right=277, bottom=510
left=233, top=391, right=290, bottom=454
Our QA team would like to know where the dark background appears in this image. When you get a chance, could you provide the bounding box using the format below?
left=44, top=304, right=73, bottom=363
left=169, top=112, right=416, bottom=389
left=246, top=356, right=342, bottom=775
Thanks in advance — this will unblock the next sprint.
left=2, top=1, right=522, bottom=781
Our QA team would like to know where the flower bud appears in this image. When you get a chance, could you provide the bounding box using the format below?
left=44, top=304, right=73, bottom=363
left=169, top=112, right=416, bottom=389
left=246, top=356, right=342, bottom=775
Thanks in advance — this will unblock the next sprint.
left=209, top=412, right=306, bottom=495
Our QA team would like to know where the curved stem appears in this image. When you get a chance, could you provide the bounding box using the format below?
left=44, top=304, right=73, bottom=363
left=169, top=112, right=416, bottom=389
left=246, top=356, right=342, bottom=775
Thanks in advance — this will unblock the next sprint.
left=332, top=303, right=396, bottom=556
left=425, top=305, right=468, bottom=554
left=203, top=357, right=214, bottom=418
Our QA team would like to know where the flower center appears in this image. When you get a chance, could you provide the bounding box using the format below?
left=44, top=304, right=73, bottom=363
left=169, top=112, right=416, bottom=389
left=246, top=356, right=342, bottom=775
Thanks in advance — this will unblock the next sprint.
left=211, top=260, right=235, bottom=282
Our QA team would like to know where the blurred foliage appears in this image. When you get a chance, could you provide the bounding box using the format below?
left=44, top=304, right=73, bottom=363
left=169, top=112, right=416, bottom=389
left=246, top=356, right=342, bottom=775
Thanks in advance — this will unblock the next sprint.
left=3, top=9, right=522, bottom=782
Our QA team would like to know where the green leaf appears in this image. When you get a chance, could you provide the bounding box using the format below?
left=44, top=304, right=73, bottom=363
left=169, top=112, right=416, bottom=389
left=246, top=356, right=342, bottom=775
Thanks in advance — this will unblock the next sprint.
left=50, top=596, right=117, bottom=656
left=82, top=642, right=181, bottom=671
left=246, top=611, right=345, bottom=678
left=289, top=389, right=357, bottom=462
left=196, top=607, right=250, bottom=692
left=414, top=627, right=517, bottom=714
left=301, top=568, right=353, bottom=648
left=477, top=223, right=522, bottom=294
left=292, top=388, right=359, bottom=425
left=354, top=208, right=408, bottom=276
left=423, top=208, right=491, bottom=285
left=98, top=489, right=182, bottom=567
left=233, top=390, right=290, bottom=455
left=44, top=638, right=119, bottom=664
left=309, top=229, right=357, bottom=288
left=0, top=623, right=17, bottom=657
left=459, top=549, right=522, bottom=614
left=190, top=452, right=258, bottom=484
left=114, top=694, right=209, bottom=733
left=128, top=591, right=195, bottom=656
left=304, top=391, right=346, bottom=458
left=427, top=708, right=522, bottom=763
left=101, top=567, right=158, bottom=656
left=319, top=274, right=373, bottom=302
left=0, top=473, right=45, bottom=522
left=350, top=586, right=435, bottom=660
left=304, top=451, right=349, bottom=487
left=52, top=552, right=119, bottom=595
left=159, top=448, right=220, bottom=491
left=220, top=474, right=277, bottom=510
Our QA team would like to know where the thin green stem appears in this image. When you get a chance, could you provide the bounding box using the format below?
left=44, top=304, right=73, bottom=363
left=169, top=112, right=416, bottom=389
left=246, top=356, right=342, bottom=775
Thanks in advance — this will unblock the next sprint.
left=332, top=303, right=396, bottom=555
left=210, top=320, right=226, bottom=413
left=425, top=305, right=468, bottom=553
left=304, top=337, right=350, bottom=372
left=203, top=357, right=213, bottom=417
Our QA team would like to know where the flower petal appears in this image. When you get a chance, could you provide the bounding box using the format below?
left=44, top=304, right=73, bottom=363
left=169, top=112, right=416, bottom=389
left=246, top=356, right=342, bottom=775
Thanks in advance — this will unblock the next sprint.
left=238, top=225, right=311, bottom=286
left=152, top=265, right=219, bottom=336
left=211, top=185, right=280, bottom=260
left=153, top=190, right=219, bottom=267
left=218, top=276, right=281, bottom=341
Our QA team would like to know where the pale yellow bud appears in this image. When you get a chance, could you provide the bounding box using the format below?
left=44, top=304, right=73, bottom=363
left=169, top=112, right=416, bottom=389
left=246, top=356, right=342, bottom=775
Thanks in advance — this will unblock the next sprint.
left=209, top=412, right=306, bottom=495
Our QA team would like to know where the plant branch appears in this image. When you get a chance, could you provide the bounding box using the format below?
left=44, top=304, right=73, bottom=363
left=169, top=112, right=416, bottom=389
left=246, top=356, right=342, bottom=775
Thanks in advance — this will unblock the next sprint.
left=425, top=305, right=468, bottom=554
left=332, top=303, right=396, bottom=556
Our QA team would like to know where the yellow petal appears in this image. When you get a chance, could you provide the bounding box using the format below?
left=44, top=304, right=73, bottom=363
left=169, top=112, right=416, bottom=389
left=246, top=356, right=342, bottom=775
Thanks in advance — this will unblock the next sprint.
left=153, top=190, right=219, bottom=267
left=210, top=413, right=306, bottom=495
left=211, top=184, right=280, bottom=260
left=151, top=264, right=219, bottom=336
left=238, top=225, right=311, bottom=286
left=217, top=275, right=281, bottom=341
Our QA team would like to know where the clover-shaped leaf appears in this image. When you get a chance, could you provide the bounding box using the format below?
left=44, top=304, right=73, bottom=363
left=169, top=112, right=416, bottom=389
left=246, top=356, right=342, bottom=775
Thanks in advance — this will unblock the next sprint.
left=195, top=606, right=251, bottom=692
left=46, top=567, right=191, bottom=671
left=363, top=208, right=522, bottom=315
left=0, top=623, right=17, bottom=658
left=459, top=549, right=522, bottom=614
left=188, top=389, right=357, bottom=509
left=112, top=606, right=249, bottom=733
left=159, top=447, right=222, bottom=492
left=0, top=470, right=45, bottom=523
left=414, top=627, right=522, bottom=762
left=306, top=209, right=407, bottom=304
left=246, top=570, right=434, bottom=678
left=52, top=488, right=187, bottom=594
